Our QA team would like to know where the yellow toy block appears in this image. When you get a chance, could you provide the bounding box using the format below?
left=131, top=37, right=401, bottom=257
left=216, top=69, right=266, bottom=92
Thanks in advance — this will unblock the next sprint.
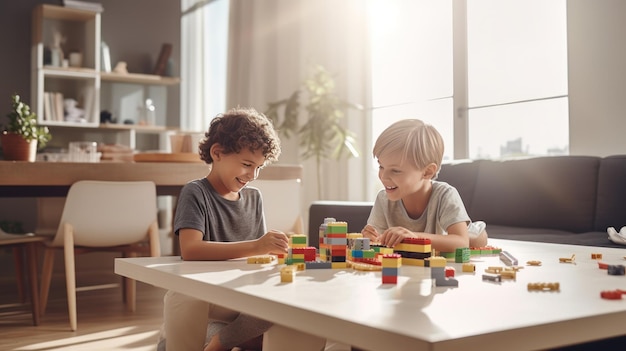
left=402, top=257, right=426, bottom=266
left=331, top=262, right=348, bottom=269
left=462, top=263, right=476, bottom=272
left=280, top=266, right=296, bottom=283
left=382, top=255, right=402, bottom=268
left=428, top=256, right=447, bottom=267
left=247, top=255, right=276, bottom=264
left=394, top=243, right=432, bottom=253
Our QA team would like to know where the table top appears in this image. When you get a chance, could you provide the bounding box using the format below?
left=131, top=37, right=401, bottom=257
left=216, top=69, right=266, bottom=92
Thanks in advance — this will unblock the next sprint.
left=115, top=239, right=626, bottom=351
left=0, top=233, right=46, bottom=246
left=0, top=161, right=302, bottom=197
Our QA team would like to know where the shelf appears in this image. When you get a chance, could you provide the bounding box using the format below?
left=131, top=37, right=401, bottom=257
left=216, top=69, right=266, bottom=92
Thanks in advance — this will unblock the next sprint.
left=98, top=123, right=177, bottom=133
left=40, top=4, right=98, bottom=21
left=43, top=123, right=178, bottom=133
left=101, top=72, right=180, bottom=86
left=43, top=66, right=99, bottom=79
left=40, top=120, right=99, bottom=128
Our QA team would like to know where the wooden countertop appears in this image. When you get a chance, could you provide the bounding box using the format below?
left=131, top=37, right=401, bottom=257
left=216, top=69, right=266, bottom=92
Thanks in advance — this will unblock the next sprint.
left=0, top=161, right=302, bottom=197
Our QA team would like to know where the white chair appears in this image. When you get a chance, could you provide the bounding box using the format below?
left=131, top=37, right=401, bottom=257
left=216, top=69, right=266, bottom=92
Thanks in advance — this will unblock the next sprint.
left=253, top=164, right=304, bottom=235
left=39, top=180, right=161, bottom=331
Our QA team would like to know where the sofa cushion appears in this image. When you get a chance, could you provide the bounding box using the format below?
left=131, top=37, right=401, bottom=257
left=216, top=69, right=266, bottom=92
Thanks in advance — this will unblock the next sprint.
left=594, top=155, right=626, bottom=232
left=438, top=159, right=481, bottom=211
left=470, top=156, right=600, bottom=233
left=486, top=225, right=620, bottom=248
left=308, top=201, right=373, bottom=248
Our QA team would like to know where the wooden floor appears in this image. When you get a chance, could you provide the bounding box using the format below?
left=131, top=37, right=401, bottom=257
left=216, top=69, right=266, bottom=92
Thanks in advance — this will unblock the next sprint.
left=0, top=268, right=166, bottom=351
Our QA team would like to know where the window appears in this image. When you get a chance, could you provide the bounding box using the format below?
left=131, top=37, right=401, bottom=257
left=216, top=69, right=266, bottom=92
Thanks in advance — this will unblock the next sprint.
left=369, top=0, right=568, bottom=164
left=467, top=0, right=568, bottom=158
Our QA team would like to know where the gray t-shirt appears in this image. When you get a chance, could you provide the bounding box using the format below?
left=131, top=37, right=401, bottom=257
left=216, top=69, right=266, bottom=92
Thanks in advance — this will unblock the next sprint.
left=367, top=181, right=470, bottom=235
left=174, top=178, right=266, bottom=242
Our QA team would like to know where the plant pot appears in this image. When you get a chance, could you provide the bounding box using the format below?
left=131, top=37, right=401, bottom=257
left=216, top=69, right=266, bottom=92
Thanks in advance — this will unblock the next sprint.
left=1, top=132, right=38, bottom=162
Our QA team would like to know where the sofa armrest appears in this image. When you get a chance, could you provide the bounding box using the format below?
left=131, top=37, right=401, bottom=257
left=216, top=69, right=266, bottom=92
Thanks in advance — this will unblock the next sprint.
left=308, top=201, right=373, bottom=248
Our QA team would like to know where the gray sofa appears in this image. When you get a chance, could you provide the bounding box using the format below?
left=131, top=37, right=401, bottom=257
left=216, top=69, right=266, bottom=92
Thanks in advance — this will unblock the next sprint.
left=308, top=155, right=626, bottom=249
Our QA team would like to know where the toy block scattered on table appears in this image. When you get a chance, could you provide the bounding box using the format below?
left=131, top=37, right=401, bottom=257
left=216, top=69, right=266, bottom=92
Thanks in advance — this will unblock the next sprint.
left=600, top=289, right=626, bottom=300
left=527, top=282, right=560, bottom=291
left=482, top=274, right=501, bottom=283
left=591, top=253, right=603, bottom=260
left=247, top=255, right=276, bottom=264
left=607, top=265, right=625, bottom=275
left=462, top=263, right=476, bottom=272
left=499, top=251, right=518, bottom=266
left=280, top=266, right=296, bottom=283
left=559, top=254, right=575, bottom=264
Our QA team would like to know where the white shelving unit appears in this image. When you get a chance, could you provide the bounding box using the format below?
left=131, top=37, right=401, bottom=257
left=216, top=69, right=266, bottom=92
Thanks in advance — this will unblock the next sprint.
left=31, top=4, right=100, bottom=127
left=30, top=4, right=180, bottom=150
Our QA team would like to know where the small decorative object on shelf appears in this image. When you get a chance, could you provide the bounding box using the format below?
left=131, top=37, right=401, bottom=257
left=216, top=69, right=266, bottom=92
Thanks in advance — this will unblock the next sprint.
left=1, top=94, right=52, bottom=161
left=153, top=43, right=173, bottom=76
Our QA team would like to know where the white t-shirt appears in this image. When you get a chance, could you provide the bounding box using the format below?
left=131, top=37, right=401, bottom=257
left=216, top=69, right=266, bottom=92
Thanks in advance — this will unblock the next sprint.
left=367, top=181, right=470, bottom=235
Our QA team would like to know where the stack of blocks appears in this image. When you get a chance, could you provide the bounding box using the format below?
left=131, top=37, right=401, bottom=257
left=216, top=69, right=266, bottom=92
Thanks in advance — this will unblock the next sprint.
left=382, top=253, right=402, bottom=284
left=289, top=234, right=316, bottom=263
left=318, top=218, right=348, bottom=269
left=350, top=237, right=377, bottom=263
left=392, top=237, right=433, bottom=266
left=428, top=256, right=459, bottom=287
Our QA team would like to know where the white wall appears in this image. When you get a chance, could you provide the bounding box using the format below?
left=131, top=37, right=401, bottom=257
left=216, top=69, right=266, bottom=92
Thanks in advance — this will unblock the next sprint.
left=567, top=0, right=626, bottom=156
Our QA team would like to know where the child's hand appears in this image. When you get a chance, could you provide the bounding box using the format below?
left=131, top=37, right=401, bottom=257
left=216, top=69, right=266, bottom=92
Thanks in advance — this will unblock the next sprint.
left=361, top=224, right=380, bottom=242
left=258, top=230, right=289, bottom=255
left=379, top=226, right=416, bottom=248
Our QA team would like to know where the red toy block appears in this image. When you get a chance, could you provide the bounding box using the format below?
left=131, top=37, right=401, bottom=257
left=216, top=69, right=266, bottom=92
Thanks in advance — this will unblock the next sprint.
left=600, top=290, right=624, bottom=300
left=382, top=253, right=402, bottom=259
left=402, top=237, right=431, bottom=245
left=382, top=275, right=398, bottom=284
left=445, top=266, right=455, bottom=277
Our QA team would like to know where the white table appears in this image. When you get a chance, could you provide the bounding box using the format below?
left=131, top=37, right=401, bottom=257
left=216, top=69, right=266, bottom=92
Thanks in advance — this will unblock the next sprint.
left=115, top=239, right=626, bottom=351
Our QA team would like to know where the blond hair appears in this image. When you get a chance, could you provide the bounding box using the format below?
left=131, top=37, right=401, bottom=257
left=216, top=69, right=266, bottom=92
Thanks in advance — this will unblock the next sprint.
left=373, top=119, right=444, bottom=177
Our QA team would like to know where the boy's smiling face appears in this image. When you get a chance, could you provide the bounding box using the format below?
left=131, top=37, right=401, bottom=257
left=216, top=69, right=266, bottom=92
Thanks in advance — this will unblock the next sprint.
left=208, top=145, right=266, bottom=200
left=376, top=152, right=431, bottom=202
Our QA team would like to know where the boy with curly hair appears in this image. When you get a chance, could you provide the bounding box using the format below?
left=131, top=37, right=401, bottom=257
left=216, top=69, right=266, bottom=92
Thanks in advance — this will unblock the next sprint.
left=159, top=107, right=325, bottom=351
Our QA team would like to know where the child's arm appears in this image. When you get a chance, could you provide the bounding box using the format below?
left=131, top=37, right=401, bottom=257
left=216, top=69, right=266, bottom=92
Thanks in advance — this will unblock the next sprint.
left=378, top=222, right=471, bottom=252
left=469, top=230, right=488, bottom=248
left=179, top=228, right=289, bottom=261
left=361, top=224, right=381, bottom=241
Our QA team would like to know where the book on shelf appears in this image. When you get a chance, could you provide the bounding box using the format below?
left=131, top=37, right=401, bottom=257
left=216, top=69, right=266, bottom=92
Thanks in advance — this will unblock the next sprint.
left=63, top=0, right=104, bottom=13
left=55, top=93, right=65, bottom=122
left=152, top=43, right=173, bottom=76
left=82, top=86, right=95, bottom=123
left=44, top=92, right=66, bottom=122
left=43, top=92, right=53, bottom=121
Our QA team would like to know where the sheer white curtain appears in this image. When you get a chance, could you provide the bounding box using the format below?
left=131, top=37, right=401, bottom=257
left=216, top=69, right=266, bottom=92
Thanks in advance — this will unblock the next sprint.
left=181, top=0, right=372, bottom=208
left=180, top=0, right=229, bottom=132
left=227, top=0, right=371, bottom=205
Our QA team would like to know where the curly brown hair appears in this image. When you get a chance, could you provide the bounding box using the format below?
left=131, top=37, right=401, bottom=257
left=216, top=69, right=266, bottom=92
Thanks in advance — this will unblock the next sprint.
left=198, top=107, right=281, bottom=165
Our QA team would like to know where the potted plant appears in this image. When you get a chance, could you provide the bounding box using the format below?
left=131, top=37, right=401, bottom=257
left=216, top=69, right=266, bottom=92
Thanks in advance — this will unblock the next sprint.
left=265, top=65, right=362, bottom=198
left=1, top=94, right=51, bottom=162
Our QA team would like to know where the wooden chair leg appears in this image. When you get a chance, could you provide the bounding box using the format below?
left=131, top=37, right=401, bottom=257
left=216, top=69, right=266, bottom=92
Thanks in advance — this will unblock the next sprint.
left=39, top=246, right=55, bottom=316
left=25, top=242, right=41, bottom=326
left=12, top=247, right=26, bottom=303
left=63, top=224, right=77, bottom=331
